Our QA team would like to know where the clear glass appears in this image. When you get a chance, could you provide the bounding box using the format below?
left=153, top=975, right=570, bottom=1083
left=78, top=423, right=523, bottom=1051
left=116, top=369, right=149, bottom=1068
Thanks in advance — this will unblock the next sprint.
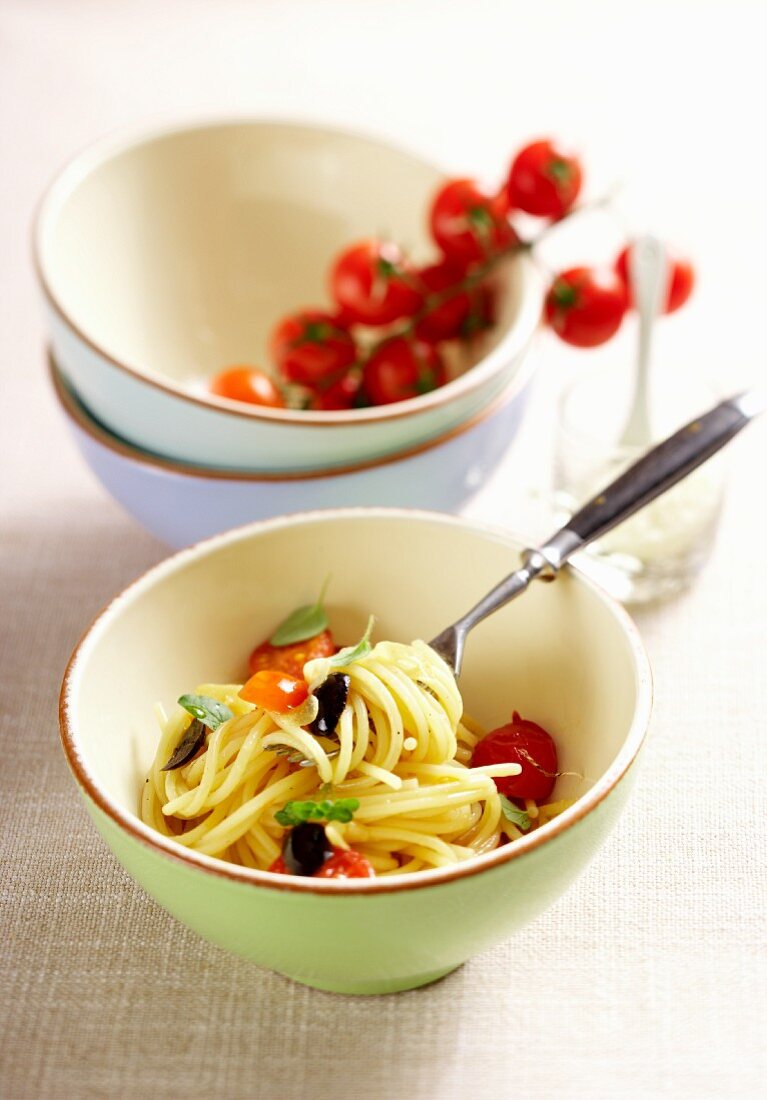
left=552, top=363, right=726, bottom=604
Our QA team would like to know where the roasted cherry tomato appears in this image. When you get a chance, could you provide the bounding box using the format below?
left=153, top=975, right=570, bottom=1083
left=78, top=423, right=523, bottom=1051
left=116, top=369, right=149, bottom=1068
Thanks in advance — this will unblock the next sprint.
left=209, top=366, right=285, bottom=408
left=248, top=629, right=337, bottom=679
left=313, top=848, right=376, bottom=879
left=506, top=139, right=583, bottom=218
left=415, top=261, right=472, bottom=342
left=615, top=244, right=695, bottom=315
left=471, top=711, right=559, bottom=801
left=239, top=670, right=309, bottom=712
left=362, top=338, right=446, bottom=406
left=544, top=266, right=628, bottom=348
left=429, top=178, right=518, bottom=268
left=270, top=310, right=357, bottom=386
left=311, top=371, right=363, bottom=411
left=329, top=239, right=422, bottom=327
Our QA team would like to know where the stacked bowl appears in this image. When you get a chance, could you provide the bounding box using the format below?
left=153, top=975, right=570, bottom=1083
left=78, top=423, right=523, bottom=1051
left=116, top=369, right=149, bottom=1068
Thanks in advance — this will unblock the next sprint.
left=35, top=120, right=544, bottom=546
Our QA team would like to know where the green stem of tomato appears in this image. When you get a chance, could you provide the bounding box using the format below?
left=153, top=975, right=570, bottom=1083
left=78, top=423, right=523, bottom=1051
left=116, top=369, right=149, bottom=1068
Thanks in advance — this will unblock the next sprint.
left=360, top=190, right=614, bottom=362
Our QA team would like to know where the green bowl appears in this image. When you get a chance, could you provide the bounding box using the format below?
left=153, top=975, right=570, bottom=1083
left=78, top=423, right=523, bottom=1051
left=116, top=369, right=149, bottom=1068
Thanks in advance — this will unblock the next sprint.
left=59, top=509, right=652, bottom=994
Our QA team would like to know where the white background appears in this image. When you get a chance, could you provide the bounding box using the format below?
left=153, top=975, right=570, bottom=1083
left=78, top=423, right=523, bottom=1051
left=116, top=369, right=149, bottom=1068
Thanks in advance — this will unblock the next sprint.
left=2, top=3, right=766, bottom=1098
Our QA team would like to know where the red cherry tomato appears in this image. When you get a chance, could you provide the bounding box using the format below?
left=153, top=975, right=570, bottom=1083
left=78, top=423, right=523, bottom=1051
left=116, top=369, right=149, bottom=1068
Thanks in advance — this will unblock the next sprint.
left=270, top=310, right=357, bottom=386
left=268, top=856, right=289, bottom=874
left=362, top=338, right=447, bottom=406
left=507, top=139, right=583, bottom=218
left=311, top=371, right=362, bottom=411
left=430, top=178, right=518, bottom=268
left=615, top=244, right=695, bottom=315
left=471, top=711, right=559, bottom=801
left=209, top=366, right=284, bottom=408
left=330, top=239, right=422, bottom=327
left=239, top=670, right=309, bottom=712
left=544, top=266, right=628, bottom=348
left=415, top=261, right=472, bottom=342
left=248, top=630, right=337, bottom=679
left=313, top=848, right=376, bottom=879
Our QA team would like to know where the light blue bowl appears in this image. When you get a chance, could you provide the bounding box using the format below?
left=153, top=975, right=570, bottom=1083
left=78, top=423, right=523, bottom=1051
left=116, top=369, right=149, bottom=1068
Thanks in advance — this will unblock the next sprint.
left=51, top=353, right=534, bottom=547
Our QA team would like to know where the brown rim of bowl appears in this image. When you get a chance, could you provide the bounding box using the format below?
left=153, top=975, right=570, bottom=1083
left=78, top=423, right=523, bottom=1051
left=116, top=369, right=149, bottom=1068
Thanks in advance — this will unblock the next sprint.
left=32, top=117, right=544, bottom=429
left=49, top=347, right=537, bottom=482
left=58, top=508, right=653, bottom=897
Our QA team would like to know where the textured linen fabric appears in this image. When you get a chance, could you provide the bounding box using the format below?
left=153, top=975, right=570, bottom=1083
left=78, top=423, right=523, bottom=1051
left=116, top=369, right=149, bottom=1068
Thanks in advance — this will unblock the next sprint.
left=1, top=3, right=765, bottom=1098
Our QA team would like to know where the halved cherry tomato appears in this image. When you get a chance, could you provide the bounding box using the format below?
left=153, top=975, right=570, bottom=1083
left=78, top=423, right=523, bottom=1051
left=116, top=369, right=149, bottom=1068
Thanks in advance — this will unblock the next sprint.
left=270, top=310, right=357, bottom=386
left=239, top=670, right=309, bottom=712
left=209, top=366, right=285, bottom=407
left=313, top=848, right=376, bottom=879
left=506, top=139, right=582, bottom=218
left=248, top=630, right=337, bottom=679
left=471, top=711, right=558, bottom=801
left=267, top=856, right=289, bottom=874
left=430, top=178, right=518, bottom=268
left=544, top=266, right=628, bottom=348
left=329, top=239, right=422, bottom=327
left=615, top=244, right=695, bottom=315
left=362, top=337, right=447, bottom=406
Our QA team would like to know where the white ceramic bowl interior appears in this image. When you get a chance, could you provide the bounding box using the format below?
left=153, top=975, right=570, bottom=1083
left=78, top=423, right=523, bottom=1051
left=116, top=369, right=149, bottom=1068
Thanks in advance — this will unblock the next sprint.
left=51, top=353, right=533, bottom=547
left=36, top=120, right=543, bottom=472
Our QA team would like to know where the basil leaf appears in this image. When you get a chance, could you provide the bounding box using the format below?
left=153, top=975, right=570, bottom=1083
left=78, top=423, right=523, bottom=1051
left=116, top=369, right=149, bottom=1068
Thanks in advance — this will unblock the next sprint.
left=269, top=602, right=329, bottom=646
left=324, top=615, right=375, bottom=672
left=275, top=797, right=360, bottom=828
left=269, top=579, right=331, bottom=646
left=161, top=719, right=206, bottom=771
left=499, top=795, right=532, bottom=833
left=178, top=694, right=234, bottom=732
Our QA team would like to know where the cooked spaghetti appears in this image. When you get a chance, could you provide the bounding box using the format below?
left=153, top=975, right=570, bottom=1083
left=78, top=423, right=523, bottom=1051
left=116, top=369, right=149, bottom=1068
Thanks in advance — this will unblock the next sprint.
left=141, top=630, right=568, bottom=878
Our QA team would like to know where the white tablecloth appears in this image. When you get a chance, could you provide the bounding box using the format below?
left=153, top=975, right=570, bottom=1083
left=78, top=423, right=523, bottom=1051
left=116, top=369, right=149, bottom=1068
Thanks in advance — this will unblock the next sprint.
left=2, top=2, right=765, bottom=1097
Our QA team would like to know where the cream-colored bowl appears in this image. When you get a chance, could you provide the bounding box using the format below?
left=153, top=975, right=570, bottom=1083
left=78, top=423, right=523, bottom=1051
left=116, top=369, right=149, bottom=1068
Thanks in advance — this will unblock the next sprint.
left=35, top=120, right=543, bottom=472
left=60, top=509, right=652, bottom=994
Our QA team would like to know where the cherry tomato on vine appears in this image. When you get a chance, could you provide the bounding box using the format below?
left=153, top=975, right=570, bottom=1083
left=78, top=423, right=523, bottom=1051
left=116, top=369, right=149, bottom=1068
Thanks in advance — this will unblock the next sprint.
left=270, top=310, right=357, bottom=386
left=239, top=669, right=309, bottom=712
left=209, top=366, right=284, bottom=408
left=430, top=178, right=518, bottom=268
left=311, top=371, right=363, bottom=411
left=471, top=711, right=559, bottom=802
left=615, top=244, right=695, bottom=315
left=362, top=338, right=447, bottom=406
left=329, top=239, right=422, bottom=327
left=507, top=139, right=583, bottom=218
left=544, top=266, right=628, bottom=348
left=313, top=848, right=376, bottom=879
left=415, top=261, right=472, bottom=342
left=248, top=630, right=337, bottom=680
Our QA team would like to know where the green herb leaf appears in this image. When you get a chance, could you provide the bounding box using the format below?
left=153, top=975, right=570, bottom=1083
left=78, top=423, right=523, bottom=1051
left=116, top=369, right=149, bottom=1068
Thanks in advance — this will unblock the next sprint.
left=178, top=694, right=234, bottom=731
left=324, top=615, right=375, bottom=672
left=162, top=719, right=206, bottom=771
left=275, top=797, right=360, bottom=828
left=269, top=580, right=330, bottom=646
left=499, top=795, right=532, bottom=833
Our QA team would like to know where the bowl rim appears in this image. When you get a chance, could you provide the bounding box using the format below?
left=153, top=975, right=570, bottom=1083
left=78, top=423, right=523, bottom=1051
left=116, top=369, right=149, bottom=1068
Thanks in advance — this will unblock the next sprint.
left=33, top=116, right=544, bottom=430
left=49, top=345, right=536, bottom=482
left=59, top=507, right=653, bottom=896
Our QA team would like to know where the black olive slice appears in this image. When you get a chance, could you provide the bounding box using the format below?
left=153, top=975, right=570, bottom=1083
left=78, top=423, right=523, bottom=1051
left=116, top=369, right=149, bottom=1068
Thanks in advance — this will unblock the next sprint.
left=283, top=822, right=333, bottom=876
left=161, top=718, right=206, bottom=771
left=309, top=673, right=350, bottom=737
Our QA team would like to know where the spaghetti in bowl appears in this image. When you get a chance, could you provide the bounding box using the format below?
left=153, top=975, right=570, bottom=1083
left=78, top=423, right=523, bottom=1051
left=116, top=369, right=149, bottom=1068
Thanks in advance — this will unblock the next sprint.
left=59, top=509, right=651, bottom=993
